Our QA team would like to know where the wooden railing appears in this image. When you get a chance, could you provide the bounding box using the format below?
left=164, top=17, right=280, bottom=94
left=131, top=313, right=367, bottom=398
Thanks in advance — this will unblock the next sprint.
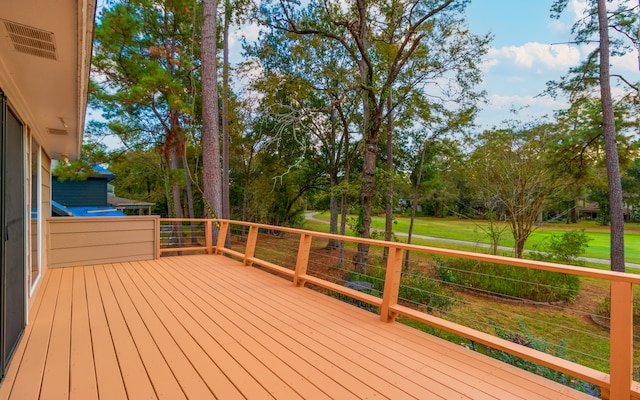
left=158, top=218, right=639, bottom=400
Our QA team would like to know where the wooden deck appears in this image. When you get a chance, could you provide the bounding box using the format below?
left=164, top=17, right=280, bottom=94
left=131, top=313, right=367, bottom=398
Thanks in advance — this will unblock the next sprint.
left=0, top=255, right=594, bottom=399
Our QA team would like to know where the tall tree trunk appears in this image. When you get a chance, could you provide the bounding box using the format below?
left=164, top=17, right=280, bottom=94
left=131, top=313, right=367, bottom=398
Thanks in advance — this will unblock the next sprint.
left=221, top=0, right=232, bottom=247
left=338, top=109, right=351, bottom=268
left=202, top=0, right=223, bottom=239
left=181, top=154, right=197, bottom=243
left=354, top=133, right=379, bottom=272
left=169, top=147, right=184, bottom=219
left=404, top=140, right=427, bottom=269
left=597, top=0, right=625, bottom=272
left=327, top=173, right=340, bottom=250
left=384, top=95, right=394, bottom=260
left=160, top=158, right=172, bottom=217
left=327, top=108, right=340, bottom=250
left=222, top=0, right=231, bottom=221
left=168, top=144, right=184, bottom=249
left=353, top=0, right=376, bottom=273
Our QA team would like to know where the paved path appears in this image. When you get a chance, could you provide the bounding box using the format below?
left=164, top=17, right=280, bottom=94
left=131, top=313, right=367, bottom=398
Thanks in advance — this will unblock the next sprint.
left=304, top=212, right=640, bottom=269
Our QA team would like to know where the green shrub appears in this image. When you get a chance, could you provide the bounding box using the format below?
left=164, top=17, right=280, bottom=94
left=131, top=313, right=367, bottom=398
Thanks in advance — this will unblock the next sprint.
left=596, top=295, right=640, bottom=326
left=347, top=265, right=458, bottom=313
left=433, top=257, right=580, bottom=303
left=530, top=229, right=592, bottom=266
left=489, top=320, right=600, bottom=397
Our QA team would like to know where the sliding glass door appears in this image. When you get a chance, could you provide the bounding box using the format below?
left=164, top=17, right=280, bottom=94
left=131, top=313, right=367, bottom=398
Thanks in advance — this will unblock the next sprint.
left=0, top=91, right=25, bottom=379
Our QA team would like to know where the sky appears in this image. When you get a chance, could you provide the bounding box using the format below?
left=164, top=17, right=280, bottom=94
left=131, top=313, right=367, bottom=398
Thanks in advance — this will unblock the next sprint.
left=225, top=0, right=638, bottom=132
left=462, top=0, right=638, bottom=130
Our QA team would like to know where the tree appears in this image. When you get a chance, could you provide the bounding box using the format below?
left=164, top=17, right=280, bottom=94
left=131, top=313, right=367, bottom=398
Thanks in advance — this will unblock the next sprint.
left=596, top=0, right=624, bottom=271
left=549, top=0, right=640, bottom=271
left=551, top=96, right=637, bottom=227
left=403, top=134, right=468, bottom=266
left=260, top=0, right=488, bottom=270
left=221, top=0, right=252, bottom=222
left=248, top=22, right=362, bottom=245
left=622, top=157, right=640, bottom=218
left=91, top=0, right=200, bottom=219
left=202, top=0, right=223, bottom=221
left=469, top=126, right=570, bottom=258
left=109, top=149, right=169, bottom=215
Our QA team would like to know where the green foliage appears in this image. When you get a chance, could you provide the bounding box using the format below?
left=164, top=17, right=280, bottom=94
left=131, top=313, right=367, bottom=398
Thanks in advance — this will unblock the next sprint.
left=347, top=207, right=365, bottom=237
left=348, top=265, right=458, bottom=313
left=433, top=257, right=580, bottom=303
left=52, top=159, right=94, bottom=182
left=468, top=125, right=571, bottom=258
left=530, top=229, right=592, bottom=266
left=597, top=295, right=640, bottom=326
left=489, top=320, right=601, bottom=396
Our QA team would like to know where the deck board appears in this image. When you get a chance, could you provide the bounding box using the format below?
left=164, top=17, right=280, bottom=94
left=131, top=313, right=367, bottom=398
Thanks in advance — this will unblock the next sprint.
left=69, top=267, right=98, bottom=400
left=0, top=255, right=596, bottom=400
left=83, top=265, right=127, bottom=399
left=165, top=257, right=470, bottom=399
left=40, top=267, right=73, bottom=400
left=189, top=259, right=500, bottom=399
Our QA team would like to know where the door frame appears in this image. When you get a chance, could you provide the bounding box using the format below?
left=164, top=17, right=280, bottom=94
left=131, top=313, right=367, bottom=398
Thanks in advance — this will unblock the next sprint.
left=0, top=89, right=28, bottom=380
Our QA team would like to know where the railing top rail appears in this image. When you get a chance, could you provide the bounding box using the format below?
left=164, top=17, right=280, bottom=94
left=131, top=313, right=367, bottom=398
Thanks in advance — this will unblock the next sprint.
left=160, top=218, right=640, bottom=284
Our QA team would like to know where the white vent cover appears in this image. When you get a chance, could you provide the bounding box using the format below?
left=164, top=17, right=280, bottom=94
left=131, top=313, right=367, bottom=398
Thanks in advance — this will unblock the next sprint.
left=3, top=21, right=57, bottom=61
left=48, top=128, right=68, bottom=136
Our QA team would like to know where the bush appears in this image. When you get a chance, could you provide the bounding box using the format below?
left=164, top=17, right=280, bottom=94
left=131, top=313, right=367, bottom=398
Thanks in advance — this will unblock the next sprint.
left=530, top=229, right=592, bottom=266
left=433, top=257, right=580, bottom=303
left=596, top=295, right=640, bottom=326
left=489, top=320, right=600, bottom=397
left=347, top=265, right=458, bottom=313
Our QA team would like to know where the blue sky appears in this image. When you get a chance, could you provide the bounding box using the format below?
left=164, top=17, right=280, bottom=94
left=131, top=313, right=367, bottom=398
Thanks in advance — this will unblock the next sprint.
left=462, top=0, right=638, bottom=130
left=229, top=1, right=637, bottom=132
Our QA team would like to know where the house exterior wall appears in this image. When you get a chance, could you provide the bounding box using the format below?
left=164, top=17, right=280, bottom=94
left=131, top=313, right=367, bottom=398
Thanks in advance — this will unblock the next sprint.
left=52, top=177, right=108, bottom=207
left=47, top=216, right=159, bottom=268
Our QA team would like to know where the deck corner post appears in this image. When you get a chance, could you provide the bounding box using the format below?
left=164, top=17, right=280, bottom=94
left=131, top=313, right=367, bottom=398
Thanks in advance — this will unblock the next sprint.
left=609, top=279, right=633, bottom=400
left=205, top=220, right=213, bottom=255
left=380, top=246, right=403, bottom=323
left=244, top=225, right=259, bottom=266
left=155, top=217, right=161, bottom=259
left=293, top=233, right=312, bottom=286
left=214, top=221, right=229, bottom=255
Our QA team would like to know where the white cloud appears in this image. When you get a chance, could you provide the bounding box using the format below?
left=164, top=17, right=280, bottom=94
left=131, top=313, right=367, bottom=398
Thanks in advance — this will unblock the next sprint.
left=547, top=19, right=570, bottom=35
left=488, top=42, right=581, bottom=70
left=479, top=57, right=499, bottom=73
left=613, top=50, right=640, bottom=72
left=231, top=23, right=261, bottom=47
left=487, top=94, right=564, bottom=110
left=568, top=0, right=588, bottom=22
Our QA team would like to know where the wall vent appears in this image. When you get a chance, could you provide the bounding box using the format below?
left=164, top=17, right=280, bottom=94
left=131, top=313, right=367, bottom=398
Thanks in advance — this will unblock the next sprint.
left=48, top=128, right=68, bottom=136
left=3, top=21, right=57, bottom=61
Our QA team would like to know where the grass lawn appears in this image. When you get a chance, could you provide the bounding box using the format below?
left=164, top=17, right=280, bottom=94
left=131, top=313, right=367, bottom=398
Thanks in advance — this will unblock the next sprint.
left=307, top=212, right=640, bottom=264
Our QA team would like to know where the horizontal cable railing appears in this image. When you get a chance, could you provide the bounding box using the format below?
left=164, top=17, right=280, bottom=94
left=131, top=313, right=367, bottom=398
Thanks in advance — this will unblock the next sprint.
left=158, top=218, right=639, bottom=400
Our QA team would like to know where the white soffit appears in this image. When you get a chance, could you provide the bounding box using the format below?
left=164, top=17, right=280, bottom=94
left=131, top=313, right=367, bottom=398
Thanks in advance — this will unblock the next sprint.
left=0, top=0, right=95, bottom=160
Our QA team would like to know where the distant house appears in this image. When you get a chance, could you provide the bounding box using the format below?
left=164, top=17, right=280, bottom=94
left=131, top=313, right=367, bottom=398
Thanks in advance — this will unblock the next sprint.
left=574, top=196, right=633, bottom=221
left=52, top=163, right=153, bottom=216
left=575, top=198, right=600, bottom=220
left=52, top=162, right=124, bottom=216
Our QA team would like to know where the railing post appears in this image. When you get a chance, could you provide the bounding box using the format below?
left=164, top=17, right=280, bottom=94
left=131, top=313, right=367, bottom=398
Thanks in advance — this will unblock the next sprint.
left=244, top=225, right=259, bottom=266
left=293, top=233, right=312, bottom=286
left=214, top=221, right=229, bottom=255
left=609, top=280, right=633, bottom=400
left=205, top=220, right=213, bottom=255
left=155, top=217, right=161, bottom=259
left=380, top=246, right=403, bottom=322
